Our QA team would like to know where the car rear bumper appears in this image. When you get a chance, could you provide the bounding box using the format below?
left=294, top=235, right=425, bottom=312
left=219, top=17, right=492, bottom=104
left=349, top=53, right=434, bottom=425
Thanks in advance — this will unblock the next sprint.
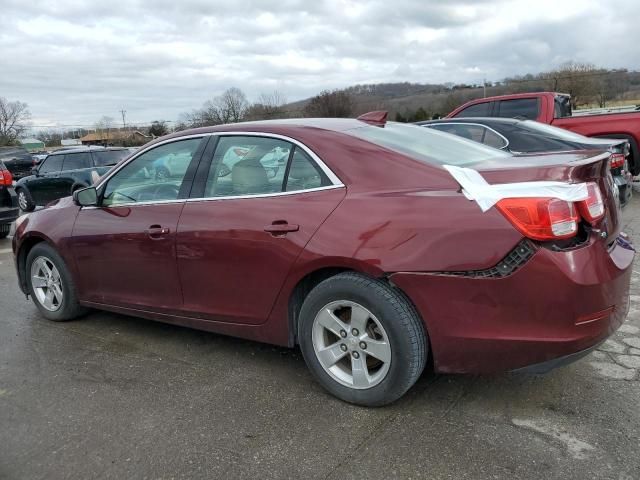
left=0, top=187, right=19, bottom=224
left=390, top=235, right=635, bottom=374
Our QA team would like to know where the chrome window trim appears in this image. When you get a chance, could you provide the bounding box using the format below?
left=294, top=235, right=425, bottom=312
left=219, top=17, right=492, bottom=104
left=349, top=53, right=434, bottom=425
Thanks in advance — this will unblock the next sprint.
left=80, top=185, right=345, bottom=210
left=423, top=122, right=510, bottom=150
left=94, top=131, right=344, bottom=191
left=186, top=184, right=344, bottom=203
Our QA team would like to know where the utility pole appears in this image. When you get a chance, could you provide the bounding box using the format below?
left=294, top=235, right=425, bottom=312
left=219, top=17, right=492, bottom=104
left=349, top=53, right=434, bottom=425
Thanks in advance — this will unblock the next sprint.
left=483, top=78, right=487, bottom=98
left=120, top=109, right=127, bottom=146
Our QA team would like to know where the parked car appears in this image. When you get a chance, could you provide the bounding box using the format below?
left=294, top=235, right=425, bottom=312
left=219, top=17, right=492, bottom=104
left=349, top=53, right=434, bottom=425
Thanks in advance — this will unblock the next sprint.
left=0, top=146, right=34, bottom=179
left=12, top=115, right=634, bottom=406
left=418, top=117, right=633, bottom=206
left=447, top=92, right=640, bottom=175
left=15, top=147, right=130, bottom=212
left=0, top=161, right=19, bottom=238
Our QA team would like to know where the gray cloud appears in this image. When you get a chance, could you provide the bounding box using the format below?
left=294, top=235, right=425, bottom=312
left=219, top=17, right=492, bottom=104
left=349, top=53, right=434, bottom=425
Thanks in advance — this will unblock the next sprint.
left=0, top=0, right=637, bottom=127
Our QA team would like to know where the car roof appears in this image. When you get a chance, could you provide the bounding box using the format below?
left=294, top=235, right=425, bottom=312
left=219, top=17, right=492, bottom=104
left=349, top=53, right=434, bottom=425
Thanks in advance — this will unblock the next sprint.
left=417, top=117, right=524, bottom=127
left=48, top=146, right=128, bottom=156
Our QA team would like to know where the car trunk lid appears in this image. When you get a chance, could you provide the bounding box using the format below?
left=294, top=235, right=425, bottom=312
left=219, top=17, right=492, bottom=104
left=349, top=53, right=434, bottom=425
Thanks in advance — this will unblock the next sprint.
left=473, top=150, right=622, bottom=244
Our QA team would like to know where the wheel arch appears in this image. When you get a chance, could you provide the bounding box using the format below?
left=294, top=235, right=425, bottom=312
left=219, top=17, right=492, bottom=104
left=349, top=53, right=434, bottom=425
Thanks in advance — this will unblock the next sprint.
left=15, top=234, right=50, bottom=295
left=285, top=260, right=429, bottom=356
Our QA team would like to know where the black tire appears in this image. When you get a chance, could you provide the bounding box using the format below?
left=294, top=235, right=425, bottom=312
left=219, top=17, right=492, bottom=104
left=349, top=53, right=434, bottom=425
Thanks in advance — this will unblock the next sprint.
left=17, top=187, right=35, bottom=212
left=25, top=243, right=88, bottom=321
left=0, top=224, right=10, bottom=239
left=298, top=272, right=428, bottom=407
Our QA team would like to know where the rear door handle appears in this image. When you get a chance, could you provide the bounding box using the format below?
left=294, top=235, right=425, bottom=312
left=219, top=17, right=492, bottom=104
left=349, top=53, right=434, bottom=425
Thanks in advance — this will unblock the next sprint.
left=145, top=225, right=170, bottom=239
left=264, top=222, right=299, bottom=235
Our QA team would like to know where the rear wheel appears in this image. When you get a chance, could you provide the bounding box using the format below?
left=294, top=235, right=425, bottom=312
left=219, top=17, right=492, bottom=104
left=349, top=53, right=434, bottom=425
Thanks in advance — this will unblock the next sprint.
left=26, top=243, right=88, bottom=321
left=17, top=188, right=35, bottom=212
left=298, top=272, right=427, bottom=406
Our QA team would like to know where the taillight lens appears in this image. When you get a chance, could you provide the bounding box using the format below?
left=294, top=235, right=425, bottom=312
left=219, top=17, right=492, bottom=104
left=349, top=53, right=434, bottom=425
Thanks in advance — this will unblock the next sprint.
left=0, top=169, right=12, bottom=186
left=577, top=182, right=605, bottom=224
left=610, top=153, right=625, bottom=169
left=496, top=197, right=578, bottom=240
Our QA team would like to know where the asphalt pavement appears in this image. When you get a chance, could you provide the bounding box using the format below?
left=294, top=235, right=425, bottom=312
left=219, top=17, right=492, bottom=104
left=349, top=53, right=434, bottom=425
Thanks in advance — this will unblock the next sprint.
left=1, top=197, right=639, bottom=479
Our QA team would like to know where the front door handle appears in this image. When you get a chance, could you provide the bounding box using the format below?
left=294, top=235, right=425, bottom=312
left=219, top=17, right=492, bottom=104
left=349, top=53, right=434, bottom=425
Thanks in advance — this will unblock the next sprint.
left=264, top=221, right=299, bottom=235
left=145, top=225, right=170, bottom=239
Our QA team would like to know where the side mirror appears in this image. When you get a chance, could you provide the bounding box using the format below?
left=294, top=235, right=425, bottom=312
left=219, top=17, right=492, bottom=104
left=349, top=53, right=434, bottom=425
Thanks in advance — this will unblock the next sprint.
left=31, top=167, right=39, bottom=176
left=73, top=186, right=98, bottom=207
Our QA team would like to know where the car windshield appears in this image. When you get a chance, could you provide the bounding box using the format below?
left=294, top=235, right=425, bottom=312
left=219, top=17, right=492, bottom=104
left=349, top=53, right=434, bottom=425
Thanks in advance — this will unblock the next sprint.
left=344, top=122, right=510, bottom=166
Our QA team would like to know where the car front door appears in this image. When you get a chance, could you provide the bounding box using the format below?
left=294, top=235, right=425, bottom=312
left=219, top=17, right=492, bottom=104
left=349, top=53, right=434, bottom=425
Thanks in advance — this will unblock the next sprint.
left=71, top=137, right=208, bottom=310
left=176, top=134, right=346, bottom=325
left=29, top=154, right=64, bottom=205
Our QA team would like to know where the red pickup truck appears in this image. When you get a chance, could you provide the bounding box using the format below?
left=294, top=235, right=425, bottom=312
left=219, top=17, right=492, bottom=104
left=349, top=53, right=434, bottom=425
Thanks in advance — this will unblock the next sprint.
left=447, top=92, right=640, bottom=174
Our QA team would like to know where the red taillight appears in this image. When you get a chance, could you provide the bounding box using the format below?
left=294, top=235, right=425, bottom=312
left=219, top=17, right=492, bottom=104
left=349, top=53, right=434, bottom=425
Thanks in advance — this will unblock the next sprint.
left=577, top=182, right=605, bottom=224
left=0, top=169, right=12, bottom=186
left=496, top=197, right=578, bottom=240
left=610, top=153, right=625, bottom=169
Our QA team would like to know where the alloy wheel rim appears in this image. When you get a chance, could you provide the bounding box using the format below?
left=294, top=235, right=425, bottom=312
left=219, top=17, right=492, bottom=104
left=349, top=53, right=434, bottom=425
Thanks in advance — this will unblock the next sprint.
left=312, top=300, right=391, bottom=389
left=18, top=191, right=28, bottom=210
left=30, top=256, right=63, bottom=312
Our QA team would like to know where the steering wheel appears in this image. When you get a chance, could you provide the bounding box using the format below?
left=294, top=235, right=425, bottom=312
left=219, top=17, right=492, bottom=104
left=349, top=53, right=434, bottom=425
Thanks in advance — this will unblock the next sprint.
left=152, top=184, right=180, bottom=200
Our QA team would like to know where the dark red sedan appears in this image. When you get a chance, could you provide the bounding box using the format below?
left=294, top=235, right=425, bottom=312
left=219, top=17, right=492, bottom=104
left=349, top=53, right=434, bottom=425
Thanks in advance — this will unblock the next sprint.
left=12, top=115, right=634, bottom=406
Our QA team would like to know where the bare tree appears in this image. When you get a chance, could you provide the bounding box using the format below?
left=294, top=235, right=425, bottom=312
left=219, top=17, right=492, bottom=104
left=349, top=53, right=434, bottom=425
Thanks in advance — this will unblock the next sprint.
left=303, top=90, right=354, bottom=117
left=148, top=120, right=169, bottom=137
left=545, top=62, right=598, bottom=108
left=178, top=87, right=250, bottom=127
left=0, top=97, right=31, bottom=146
left=595, top=69, right=629, bottom=107
left=94, top=116, right=115, bottom=144
left=245, top=91, right=289, bottom=120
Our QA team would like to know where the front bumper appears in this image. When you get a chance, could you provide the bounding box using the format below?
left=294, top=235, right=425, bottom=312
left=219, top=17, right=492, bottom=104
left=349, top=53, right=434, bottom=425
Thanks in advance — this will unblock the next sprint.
left=390, top=235, right=634, bottom=374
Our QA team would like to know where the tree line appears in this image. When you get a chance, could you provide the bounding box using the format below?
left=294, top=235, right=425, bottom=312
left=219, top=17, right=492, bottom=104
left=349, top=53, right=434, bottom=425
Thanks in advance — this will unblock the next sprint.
left=2, top=62, right=638, bottom=147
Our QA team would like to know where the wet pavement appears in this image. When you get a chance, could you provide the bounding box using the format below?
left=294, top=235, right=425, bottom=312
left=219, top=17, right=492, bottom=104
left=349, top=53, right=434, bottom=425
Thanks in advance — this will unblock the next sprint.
left=1, top=197, right=639, bottom=479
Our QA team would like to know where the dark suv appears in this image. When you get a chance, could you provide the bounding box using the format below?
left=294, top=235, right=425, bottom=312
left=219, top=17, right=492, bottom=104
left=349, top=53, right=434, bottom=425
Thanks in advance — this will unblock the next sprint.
left=0, top=146, right=34, bottom=180
left=0, top=161, right=19, bottom=238
left=15, top=147, right=130, bottom=212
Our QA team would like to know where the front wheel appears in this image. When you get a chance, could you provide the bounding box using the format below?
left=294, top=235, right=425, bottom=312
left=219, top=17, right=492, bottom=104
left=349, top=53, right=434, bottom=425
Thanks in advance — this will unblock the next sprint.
left=26, top=243, right=88, bottom=321
left=17, top=188, right=35, bottom=212
left=298, top=272, right=428, bottom=407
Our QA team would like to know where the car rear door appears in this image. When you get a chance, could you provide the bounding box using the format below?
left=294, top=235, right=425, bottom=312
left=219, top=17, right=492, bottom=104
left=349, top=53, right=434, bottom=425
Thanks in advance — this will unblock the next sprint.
left=175, top=134, right=346, bottom=325
left=59, top=152, right=93, bottom=194
left=71, top=137, right=208, bottom=310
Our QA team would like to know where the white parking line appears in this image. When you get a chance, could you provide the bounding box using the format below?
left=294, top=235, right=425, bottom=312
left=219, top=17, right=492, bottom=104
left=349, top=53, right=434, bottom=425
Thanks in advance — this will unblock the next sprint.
left=0, top=248, right=13, bottom=255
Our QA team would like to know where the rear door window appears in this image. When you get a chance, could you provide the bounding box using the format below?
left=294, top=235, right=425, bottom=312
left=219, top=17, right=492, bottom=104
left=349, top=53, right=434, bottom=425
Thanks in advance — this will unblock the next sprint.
left=204, top=136, right=292, bottom=197
left=39, top=155, right=64, bottom=174
left=92, top=150, right=130, bottom=167
left=496, top=98, right=539, bottom=119
left=454, top=102, right=491, bottom=117
left=285, top=148, right=330, bottom=191
left=62, top=152, right=92, bottom=170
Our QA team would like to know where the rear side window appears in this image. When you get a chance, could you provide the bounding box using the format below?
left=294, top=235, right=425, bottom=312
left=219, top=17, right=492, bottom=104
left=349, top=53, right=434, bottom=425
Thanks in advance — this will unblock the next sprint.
left=93, top=150, right=130, bottom=167
left=496, top=98, right=539, bottom=119
left=62, top=152, right=92, bottom=170
left=346, top=122, right=510, bottom=166
left=285, top=148, right=330, bottom=192
left=454, top=102, right=491, bottom=117
left=427, top=124, right=508, bottom=150
left=39, top=155, right=64, bottom=174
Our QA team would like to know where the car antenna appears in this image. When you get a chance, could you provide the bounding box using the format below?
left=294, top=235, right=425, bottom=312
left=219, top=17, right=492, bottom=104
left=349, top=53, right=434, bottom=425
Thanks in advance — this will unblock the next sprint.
left=357, top=111, right=388, bottom=126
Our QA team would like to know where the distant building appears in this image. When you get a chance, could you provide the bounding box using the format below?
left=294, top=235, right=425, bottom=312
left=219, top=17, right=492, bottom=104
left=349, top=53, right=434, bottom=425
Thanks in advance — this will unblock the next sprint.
left=19, top=138, right=45, bottom=151
left=61, top=139, right=82, bottom=146
left=79, top=130, right=151, bottom=146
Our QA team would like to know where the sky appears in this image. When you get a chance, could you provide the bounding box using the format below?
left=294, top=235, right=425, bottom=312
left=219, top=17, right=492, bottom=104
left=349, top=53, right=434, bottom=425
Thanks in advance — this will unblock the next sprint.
left=0, top=0, right=638, bottom=129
